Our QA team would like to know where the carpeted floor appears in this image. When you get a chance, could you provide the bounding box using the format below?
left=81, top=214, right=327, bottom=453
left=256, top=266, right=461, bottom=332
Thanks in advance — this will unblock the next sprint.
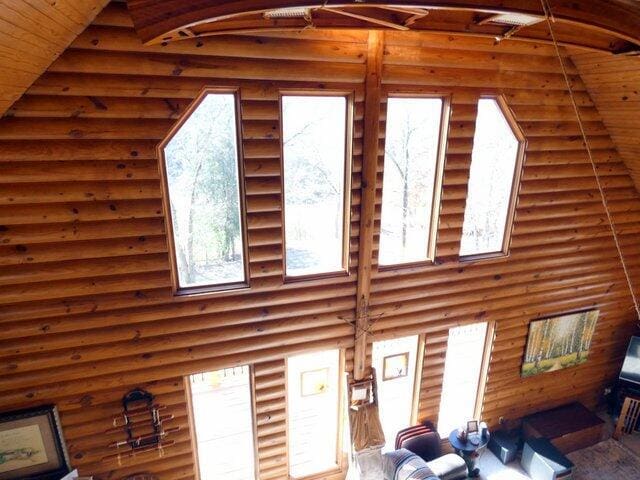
left=566, top=438, right=640, bottom=480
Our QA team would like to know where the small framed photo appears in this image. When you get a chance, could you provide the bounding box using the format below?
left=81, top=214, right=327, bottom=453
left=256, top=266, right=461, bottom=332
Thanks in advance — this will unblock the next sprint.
left=383, top=352, right=409, bottom=381
left=301, top=368, right=330, bottom=396
left=0, top=405, right=70, bottom=480
left=467, top=420, right=479, bottom=434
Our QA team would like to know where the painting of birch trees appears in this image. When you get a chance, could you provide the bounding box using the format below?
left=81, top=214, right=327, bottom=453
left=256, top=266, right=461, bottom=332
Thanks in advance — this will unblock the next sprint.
left=522, top=310, right=599, bottom=378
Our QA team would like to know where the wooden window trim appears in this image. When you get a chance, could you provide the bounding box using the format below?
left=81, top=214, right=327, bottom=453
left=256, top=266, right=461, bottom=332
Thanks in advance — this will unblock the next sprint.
left=411, top=334, right=426, bottom=424
left=286, top=348, right=346, bottom=480
left=377, top=93, right=451, bottom=271
left=279, top=90, right=354, bottom=283
left=473, top=321, right=495, bottom=421
left=158, top=87, right=250, bottom=296
left=459, top=95, right=527, bottom=262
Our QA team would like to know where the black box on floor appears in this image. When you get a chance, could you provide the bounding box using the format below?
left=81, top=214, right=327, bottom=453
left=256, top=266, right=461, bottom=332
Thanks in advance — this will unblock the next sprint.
left=488, top=430, right=519, bottom=464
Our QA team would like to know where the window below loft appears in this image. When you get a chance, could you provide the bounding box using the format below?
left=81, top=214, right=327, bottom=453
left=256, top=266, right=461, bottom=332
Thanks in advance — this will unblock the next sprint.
left=460, top=97, right=524, bottom=259
left=287, top=349, right=342, bottom=478
left=437, top=322, right=489, bottom=436
left=281, top=94, right=351, bottom=279
left=161, top=91, right=247, bottom=292
left=379, top=96, right=448, bottom=267
left=372, top=335, right=423, bottom=452
left=189, top=366, right=256, bottom=480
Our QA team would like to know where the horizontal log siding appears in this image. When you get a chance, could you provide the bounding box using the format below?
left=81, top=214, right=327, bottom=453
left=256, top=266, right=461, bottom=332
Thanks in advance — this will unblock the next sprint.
left=376, top=31, right=640, bottom=427
left=0, top=2, right=638, bottom=478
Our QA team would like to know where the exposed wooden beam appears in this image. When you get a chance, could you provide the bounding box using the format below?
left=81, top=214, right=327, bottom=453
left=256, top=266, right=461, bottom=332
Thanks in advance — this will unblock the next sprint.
left=322, top=7, right=409, bottom=31
left=354, top=29, right=384, bottom=381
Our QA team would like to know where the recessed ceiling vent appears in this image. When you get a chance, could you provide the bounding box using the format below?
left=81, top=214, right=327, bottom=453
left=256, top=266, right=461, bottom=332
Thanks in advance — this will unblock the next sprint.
left=485, top=13, right=544, bottom=27
left=263, top=7, right=312, bottom=19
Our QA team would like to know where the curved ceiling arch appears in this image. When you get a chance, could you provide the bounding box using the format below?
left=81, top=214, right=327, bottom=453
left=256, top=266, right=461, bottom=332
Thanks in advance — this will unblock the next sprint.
left=125, top=0, right=640, bottom=53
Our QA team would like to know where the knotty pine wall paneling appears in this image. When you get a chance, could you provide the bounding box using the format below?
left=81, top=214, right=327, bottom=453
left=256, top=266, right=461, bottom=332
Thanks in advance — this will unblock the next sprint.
left=0, top=1, right=639, bottom=478
left=371, top=31, right=640, bottom=426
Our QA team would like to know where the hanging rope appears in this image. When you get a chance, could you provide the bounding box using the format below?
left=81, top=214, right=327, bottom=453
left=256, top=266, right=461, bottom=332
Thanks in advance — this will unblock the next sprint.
left=539, top=0, right=640, bottom=321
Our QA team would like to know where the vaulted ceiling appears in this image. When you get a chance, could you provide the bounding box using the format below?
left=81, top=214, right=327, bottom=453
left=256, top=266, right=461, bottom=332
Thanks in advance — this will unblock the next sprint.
left=0, top=0, right=109, bottom=116
left=570, top=51, right=640, bottom=190
left=0, top=0, right=639, bottom=191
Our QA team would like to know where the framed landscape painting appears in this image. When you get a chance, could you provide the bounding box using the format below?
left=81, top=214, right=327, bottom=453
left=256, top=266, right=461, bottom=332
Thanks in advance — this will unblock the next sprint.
left=0, top=405, right=70, bottom=480
left=522, top=309, right=599, bottom=378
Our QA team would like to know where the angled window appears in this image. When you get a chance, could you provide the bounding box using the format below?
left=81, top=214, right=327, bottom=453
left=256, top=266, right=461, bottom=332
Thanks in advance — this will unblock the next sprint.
left=437, top=322, right=489, bottom=436
left=161, top=91, right=247, bottom=292
left=287, top=349, right=342, bottom=478
left=281, top=95, right=351, bottom=278
left=379, top=97, right=448, bottom=266
left=372, top=335, right=423, bottom=452
left=460, top=97, right=525, bottom=258
left=189, top=366, right=256, bottom=480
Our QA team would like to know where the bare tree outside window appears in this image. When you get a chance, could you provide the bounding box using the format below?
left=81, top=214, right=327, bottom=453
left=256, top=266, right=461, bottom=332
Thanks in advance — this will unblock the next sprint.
left=163, top=93, right=245, bottom=289
left=460, top=98, right=522, bottom=257
left=282, top=95, right=348, bottom=277
left=379, top=97, right=444, bottom=265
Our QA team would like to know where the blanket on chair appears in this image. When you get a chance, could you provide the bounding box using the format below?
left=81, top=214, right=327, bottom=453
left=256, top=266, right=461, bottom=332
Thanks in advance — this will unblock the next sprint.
left=382, top=448, right=439, bottom=480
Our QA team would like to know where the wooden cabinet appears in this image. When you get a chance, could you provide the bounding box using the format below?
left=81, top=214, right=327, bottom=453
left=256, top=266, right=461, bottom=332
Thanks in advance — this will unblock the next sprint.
left=522, top=402, right=605, bottom=454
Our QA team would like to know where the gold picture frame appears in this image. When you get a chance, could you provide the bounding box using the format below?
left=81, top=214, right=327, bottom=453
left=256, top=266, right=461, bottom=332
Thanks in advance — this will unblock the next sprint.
left=522, top=309, right=599, bottom=378
left=301, top=368, right=330, bottom=396
left=382, top=352, right=410, bottom=381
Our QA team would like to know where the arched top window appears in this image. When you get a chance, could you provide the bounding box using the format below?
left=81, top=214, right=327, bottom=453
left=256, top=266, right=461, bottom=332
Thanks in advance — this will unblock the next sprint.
left=460, top=97, right=525, bottom=259
left=160, top=91, right=247, bottom=293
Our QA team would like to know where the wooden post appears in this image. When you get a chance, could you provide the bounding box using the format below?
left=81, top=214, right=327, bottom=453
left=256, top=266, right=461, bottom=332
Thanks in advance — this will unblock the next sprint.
left=354, top=30, right=384, bottom=381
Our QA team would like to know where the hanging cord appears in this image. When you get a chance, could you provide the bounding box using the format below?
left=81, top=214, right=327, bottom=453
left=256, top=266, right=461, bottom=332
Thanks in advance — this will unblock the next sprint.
left=539, top=0, right=640, bottom=321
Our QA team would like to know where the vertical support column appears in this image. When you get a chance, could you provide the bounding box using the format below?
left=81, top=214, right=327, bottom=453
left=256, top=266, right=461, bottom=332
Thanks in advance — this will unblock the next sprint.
left=354, top=30, right=384, bottom=381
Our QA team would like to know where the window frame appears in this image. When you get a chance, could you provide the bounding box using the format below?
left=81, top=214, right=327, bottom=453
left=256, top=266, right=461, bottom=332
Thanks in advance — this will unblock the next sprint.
left=278, top=90, right=354, bottom=283
left=186, top=365, right=259, bottom=480
left=377, top=92, right=451, bottom=271
left=158, top=87, right=250, bottom=296
left=473, top=321, right=495, bottom=420
left=459, top=95, right=527, bottom=262
left=285, top=348, right=346, bottom=480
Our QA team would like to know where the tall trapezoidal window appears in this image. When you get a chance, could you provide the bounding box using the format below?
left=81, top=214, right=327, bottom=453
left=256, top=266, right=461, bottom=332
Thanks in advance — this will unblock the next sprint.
left=460, top=97, right=525, bottom=258
left=379, top=96, right=448, bottom=266
left=281, top=94, right=351, bottom=279
left=161, top=91, right=247, bottom=292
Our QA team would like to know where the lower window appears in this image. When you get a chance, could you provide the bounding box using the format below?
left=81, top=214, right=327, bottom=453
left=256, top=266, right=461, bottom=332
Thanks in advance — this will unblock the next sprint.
left=437, top=322, right=489, bottom=436
left=189, top=366, right=256, bottom=480
left=287, top=349, right=342, bottom=478
left=372, top=335, right=422, bottom=452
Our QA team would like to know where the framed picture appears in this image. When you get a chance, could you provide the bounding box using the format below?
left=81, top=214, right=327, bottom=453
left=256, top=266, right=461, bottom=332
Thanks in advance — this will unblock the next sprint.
left=382, top=352, right=409, bottom=381
left=301, top=368, right=330, bottom=396
left=522, top=309, right=599, bottom=378
left=467, top=420, right=479, bottom=434
left=0, top=405, right=70, bottom=480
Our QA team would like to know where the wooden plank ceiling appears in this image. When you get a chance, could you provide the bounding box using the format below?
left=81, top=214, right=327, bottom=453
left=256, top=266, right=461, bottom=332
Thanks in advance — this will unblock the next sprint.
left=0, top=0, right=108, bottom=116
left=571, top=51, right=640, bottom=191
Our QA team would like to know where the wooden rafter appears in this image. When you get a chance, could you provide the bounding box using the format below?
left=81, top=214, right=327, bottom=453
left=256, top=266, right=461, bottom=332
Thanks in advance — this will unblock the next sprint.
left=322, top=7, right=409, bottom=31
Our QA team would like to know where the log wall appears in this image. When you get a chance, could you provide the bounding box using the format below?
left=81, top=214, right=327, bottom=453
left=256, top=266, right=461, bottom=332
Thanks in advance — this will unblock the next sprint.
left=1, top=1, right=639, bottom=478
